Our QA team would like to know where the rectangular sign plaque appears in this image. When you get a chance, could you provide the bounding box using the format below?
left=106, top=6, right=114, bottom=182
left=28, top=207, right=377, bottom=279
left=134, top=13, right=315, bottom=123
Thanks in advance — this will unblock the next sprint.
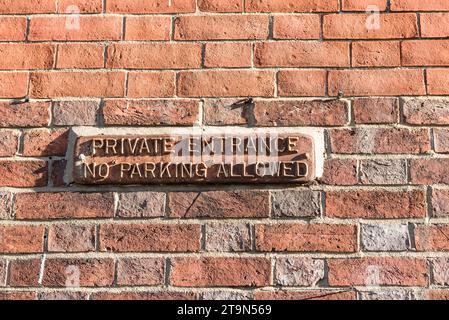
left=73, top=134, right=316, bottom=185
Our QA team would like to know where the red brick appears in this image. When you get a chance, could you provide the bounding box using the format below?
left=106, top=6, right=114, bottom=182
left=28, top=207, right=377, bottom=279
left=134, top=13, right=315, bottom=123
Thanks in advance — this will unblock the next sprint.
left=391, top=0, right=449, bottom=11
left=278, top=70, right=327, bottom=97
left=168, top=190, right=269, bottom=218
left=127, top=72, right=175, bottom=98
left=353, top=98, right=399, bottom=124
left=198, top=0, right=243, bottom=12
left=42, top=258, right=115, bottom=287
left=125, top=16, right=170, bottom=41
left=171, top=257, right=271, bottom=287
left=175, top=15, right=268, bottom=40
left=255, top=42, right=349, bottom=67
left=0, top=292, right=36, bottom=300
left=427, top=69, right=449, bottom=95
left=91, top=291, right=197, bottom=300
left=273, top=15, right=320, bottom=39
left=0, top=73, right=28, bottom=98
left=403, top=40, right=449, bottom=66
left=0, top=130, right=19, bottom=157
left=0, top=102, right=50, bottom=127
left=14, top=192, right=114, bottom=220
left=324, top=14, right=417, bottom=39
left=0, top=161, right=48, bottom=187
left=48, top=223, right=96, bottom=253
left=434, top=129, right=449, bottom=153
left=415, top=225, right=449, bottom=251
left=421, top=13, right=449, bottom=37
left=0, top=17, right=26, bottom=41
left=410, top=159, right=449, bottom=184
left=342, top=0, right=388, bottom=11
left=425, top=290, right=449, bottom=300
left=0, top=225, right=44, bottom=253
left=22, top=129, right=69, bottom=157
left=326, top=190, right=427, bottom=219
left=255, top=224, right=358, bottom=253
left=252, top=100, right=349, bottom=126
left=204, top=43, right=252, bottom=68
left=106, top=0, right=196, bottom=13
left=329, top=69, right=425, bottom=96
left=57, top=0, right=102, bottom=13
left=57, top=44, right=104, bottom=69
left=103, top=100, right=199, bottom=126
left=178, top=71, right=274, bottom=97
left=352, top=41, right=400, bottom=67
left=320, top=159, right=358, bottom=185
left=254, top=290, right=357, bottom=300
left=245, top=0, right=339, bottom=12
left=99, top=223, right=201, bottom=252
left=30, top=72, right=125, bottom=98
left=330, top=128, right=431, bottom=154
left=9, top=259, right=41, bottom=287
left=117, top=258, right=165, bottom=286
left=0, top=0, right=56, bottom=13
left=29, top=16, right=122, bottom=41
left=328, top=258, right=428, bottom=286
left=107, top=43, right=202, bottom=69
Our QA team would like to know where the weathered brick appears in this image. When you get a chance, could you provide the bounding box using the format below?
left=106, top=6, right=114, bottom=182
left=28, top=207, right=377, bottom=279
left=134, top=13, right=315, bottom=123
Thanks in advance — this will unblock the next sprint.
left=403, top=40, right=449, bottom=66
left=175, top=15, right=268, bottom=40
left=202, top=291, right=251, bottom=300
left=53, top=101, right=99, bottom=126
left=415, top=225, right=449, bottom=251
left=0, top=225, right=44, bottom=253
left=404, top=98, right=449, bottom=125
left=171, top=257, right=271, bottom=287
left=15, top=192, right=114, bottom=220
left=91, top=291, right=197, bottom=300
left=319, top=159, right=358, bottom=186
left=254, top=290, right=356, bottom=300
left=22, top=129, right=69, bottom=157
left=326, top=190, right=427, bottom=219
left=29, top=16, right=122, bottom=41
left=0, top=192, right=13, bottom=220
left=330, top=128, right=431, bottom=154
left=328, top=69, right=426, bottom=96
left=0, top=130, right=19, bottom=157
left=48, top=223, right=96, bottom=253
left=271, top=190, right=321, bottom=218
left=275, top=258, right=324, bottom=286
left=42, top=258, right=115, bottom=287
left=255, top=42, right=349, bottom=67
left=117, top=258, right=165, bottom=286
left=359, top=159, right=407, bottom=185
left=205, top=223, right=251, bottom=252
left=256, top=224, right=357, bottom=252
left=50, top=160, right=67, bottom=187
left=9, top=259, right=41, bottom=287
left=56, top=43, right=104, bottom=69
left=125, top=16, right=171, bottom=41
left=0, top=260, right=5, bottom=287
left=103, top=100, right=199, bottom=126
left=352, top=41, right=400, bottom=67
left=353, top=98, right=399, bottom=124
left=427, top=69, right=449, bottom=95
left=424, top=290, right=449, bottom=300
left=273, top=15, right=320, bottom=39
left=106, top=43, right=202, bottom=69
left=168, top=190, right=269, bottom=218
left=324, top=14, right=417, bottom=39
left=117, top=192, right=166, bottom=218
left=0, top=44, right=55, bottom=69
left=0, top=161, right=48, bottom=188
left=434, top=129, right=449, bottom=153
left=30, top=72, right=125, bottom=98
left=277, top=70, right=327, bottom=97
left=431, top=259, right=449, bottom=286
left=178, top=71, right=275, bottom=97
left=106, top=0, right=196, bottom=13
left=359, top=290, right=413, bottom=300
left=410, top=159, right=449, bottom=184
left=245, top=0, right=339, bottom=12
left=432, top=189, right=449, bottom=217
left=0, top=17, right=26, bottom=41
left=328, top=257, right=428, bottom=286
left=39, top=292, right=89, bottom=300
left=127, top=72, right=175, bottom=98
left=198, top=0, right=243, bottom=12
left=204, top=43, right=252, bottom=68
left=100, top=223, right=201, bottom=252
left=361, top=224, right=410, bottom=251
left=0, top=102, right=50, bottom=127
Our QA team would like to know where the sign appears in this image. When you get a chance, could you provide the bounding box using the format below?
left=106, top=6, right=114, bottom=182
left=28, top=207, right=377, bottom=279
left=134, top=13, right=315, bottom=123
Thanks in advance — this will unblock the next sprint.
left=73, top=134, right=315, bottom=184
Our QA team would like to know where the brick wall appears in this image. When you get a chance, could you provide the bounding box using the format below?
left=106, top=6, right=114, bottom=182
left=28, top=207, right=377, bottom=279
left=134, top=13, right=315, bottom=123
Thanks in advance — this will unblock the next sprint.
left=0, top=0, right=449, bottom=301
